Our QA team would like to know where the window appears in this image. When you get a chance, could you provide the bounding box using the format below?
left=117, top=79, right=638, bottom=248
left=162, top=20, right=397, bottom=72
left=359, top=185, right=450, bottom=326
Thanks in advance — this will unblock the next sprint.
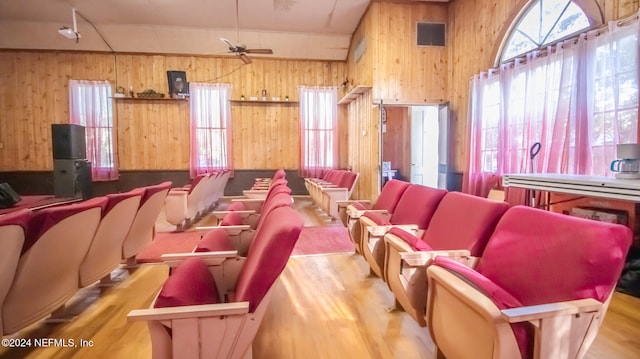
left=189, top=83, right=232, bottom=178
left=299, top=86, right=339, bottom=178
left=466, top=6, right=639, bottom=198
left=501, top=0, right=593, bottom=62
left=68, top=80, right=117, bottom=181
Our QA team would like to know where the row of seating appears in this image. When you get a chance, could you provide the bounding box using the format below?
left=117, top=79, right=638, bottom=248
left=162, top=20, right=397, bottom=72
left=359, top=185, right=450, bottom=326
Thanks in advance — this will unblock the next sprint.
left=128, top=176, right=301, bottom=359
left=241, top=168, right=286, bottom=199
left=304, top=169, right=359, bottom=220
left=343, top=180, right=632, bottom=359
left=0, top=181, right=172, bottom=336
left=164, top=171, right=230, bottom=228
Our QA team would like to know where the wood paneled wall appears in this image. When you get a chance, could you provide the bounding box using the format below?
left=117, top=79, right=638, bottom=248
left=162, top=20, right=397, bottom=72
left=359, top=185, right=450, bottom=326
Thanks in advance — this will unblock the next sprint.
left=348, top=89, right=380, bottom=201
left=447, top=0, right=640, bottom=172
left=0, top=52, right=346, bottom=171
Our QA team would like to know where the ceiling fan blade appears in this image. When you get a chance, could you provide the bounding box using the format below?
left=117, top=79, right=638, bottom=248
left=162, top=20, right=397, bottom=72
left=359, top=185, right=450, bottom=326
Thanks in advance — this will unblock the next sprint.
left=245, top=49, right=273, bottom=55
left=239, top=53, right=252, bottom=64
left=220, top=37, right=238, bottom=51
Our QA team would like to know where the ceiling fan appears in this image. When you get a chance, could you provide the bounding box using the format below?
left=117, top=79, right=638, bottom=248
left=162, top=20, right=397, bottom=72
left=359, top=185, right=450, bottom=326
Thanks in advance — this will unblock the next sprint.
left=219, top=0, right=273, bottom=64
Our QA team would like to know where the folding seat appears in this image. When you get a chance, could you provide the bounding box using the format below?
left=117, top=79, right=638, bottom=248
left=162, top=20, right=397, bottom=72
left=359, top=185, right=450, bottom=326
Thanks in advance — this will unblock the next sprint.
left=2, top=197, right=107, bottom=335
left=305, top=169, right=340, bottom=202
left=190, top=192, right=294, bottom=256
left=383, top=191, right=509, bottom=326
left=319, top=171, right=359, bottom=219
left=359, top=184, right=447, bottom=279
left=425, top=206, right=631, bottom=359
left=242, top=169, right=286, bottom=199
left=122, top=181, right=172, bottom=264
left=128, top=206, right=303, bottom=359
left=0, top=209, right=31, bottom=335
left=342, top=179, right=411, bottom=250
left=249, top=168, right=286, bottom=190
left=164, top=174, right=209, bottom=227
left=230, top=177, right=290, bottom=212
left=79, top=188, right=144, bottom=287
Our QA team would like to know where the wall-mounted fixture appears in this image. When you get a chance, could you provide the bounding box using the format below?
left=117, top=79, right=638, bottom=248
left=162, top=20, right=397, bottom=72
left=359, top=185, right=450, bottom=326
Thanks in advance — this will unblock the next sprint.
left=58, top=8, right=81, bottom=41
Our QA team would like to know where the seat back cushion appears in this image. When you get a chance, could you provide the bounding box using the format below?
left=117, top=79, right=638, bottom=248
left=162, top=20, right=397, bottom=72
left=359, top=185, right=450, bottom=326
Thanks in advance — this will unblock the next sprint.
left=233, top=206, right=303, bottom=312
left=338, top=171, right=357, bottom=190
left=140, top=181, right=172, bottom=206
left=221, top=211, right=244, bottom=226
left=476, top=205, right=632, bottom=306
left=425, top=192, right=509, bottom=256
left=104, top=188, right=145, bottom=216
left=195, top=229, right=235, bottom=252
left=154, top=257, right=220, bottom=308
left=431, top=256, right=530, bottom=359
left=23, top=197, right=108, bottom=255
left=226, top=201, right=248, bottom=212
left=372, top=180, right=411, bottom=212
left=390, top=185, right=447, bottom=228
left=254, top=193, right=292, bottom=229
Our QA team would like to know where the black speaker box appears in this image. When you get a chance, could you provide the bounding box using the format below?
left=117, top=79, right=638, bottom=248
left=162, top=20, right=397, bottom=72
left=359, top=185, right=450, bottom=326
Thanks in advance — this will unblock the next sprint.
left=52, top=124, right=87, bottom=160
left=0, top=183, right=21, bottom=209
left=53, top=159, right=93, bottom=199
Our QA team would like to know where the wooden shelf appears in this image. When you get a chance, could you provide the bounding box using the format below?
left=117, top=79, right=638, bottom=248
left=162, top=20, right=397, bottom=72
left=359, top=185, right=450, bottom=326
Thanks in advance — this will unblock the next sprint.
left=230, top=100, right=298, bottom=105
left=112, top=97, right=188, bottom=101
left=338, top=85, right=372, bottom=105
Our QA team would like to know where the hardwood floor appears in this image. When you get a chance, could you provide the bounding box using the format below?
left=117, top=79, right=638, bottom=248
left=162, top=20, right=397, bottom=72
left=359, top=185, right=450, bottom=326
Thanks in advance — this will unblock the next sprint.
left=1, top=197, right=639, bottom=358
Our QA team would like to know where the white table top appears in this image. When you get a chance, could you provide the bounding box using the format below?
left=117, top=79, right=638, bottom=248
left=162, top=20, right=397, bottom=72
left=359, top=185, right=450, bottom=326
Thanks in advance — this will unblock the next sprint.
left=502, top=173, right=640, bottom=202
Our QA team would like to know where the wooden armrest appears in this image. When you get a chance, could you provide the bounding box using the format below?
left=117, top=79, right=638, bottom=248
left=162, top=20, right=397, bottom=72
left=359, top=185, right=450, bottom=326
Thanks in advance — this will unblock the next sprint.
left=399, top=250, right=471, bottom=267
left=368, top=224, right=418, bottom=237
left=322, top=187, right=348, bottom=192
left=335, top=200, right=354, bottom=207
left=501, top=298, right=602, bottom=323
left=161, top=251, right=239, bottom=267
left=349, top=208, right=388, bottom=219
left=168, top=188, right=189, bottom=194
left=243, top=189, right=268, bottom=193
left=210, top=210, right=256, bottom=219
left=231, top=198, right=265, bottom=204
left=128, top=302, right=250, bottom=322
left=195, top=225, right=251, bottom=236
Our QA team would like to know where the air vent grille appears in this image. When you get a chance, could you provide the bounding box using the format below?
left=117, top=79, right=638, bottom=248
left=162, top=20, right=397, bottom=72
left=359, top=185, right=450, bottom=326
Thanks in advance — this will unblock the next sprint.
left=417, top=22, right=446, bottom=47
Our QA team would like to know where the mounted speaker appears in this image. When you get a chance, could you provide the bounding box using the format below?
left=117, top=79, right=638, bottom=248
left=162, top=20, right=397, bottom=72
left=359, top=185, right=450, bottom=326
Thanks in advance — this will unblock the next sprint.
left=417, top=22, right=446, bottom=47
left=0, top=182, right=21, bottom=209
left=52, top=124, right=86, bottom=159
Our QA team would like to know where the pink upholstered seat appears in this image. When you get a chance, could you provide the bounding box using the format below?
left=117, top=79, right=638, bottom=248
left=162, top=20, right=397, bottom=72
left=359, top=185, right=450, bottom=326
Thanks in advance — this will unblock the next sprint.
left=0, top=209, right=31, bottom=335
left=359, top=184, right=447, bottom=279
left=384, top=191, right=509, bottom=326
left=344, top=179, right=411, bottom=251
left=122, top=181, right=172, bottom=263
left=79, top=188, right=144, bottom=287
left=2, top=197, right=107, bottom=335
left=229, top=177, right=291, bottom=212
left=319, top=171, right=359, bottom=219
left=128, top=206, right=303, bottom=359
left=426, top=206, right=632, bottom=359
left=242, top=169, right=288, bottom=199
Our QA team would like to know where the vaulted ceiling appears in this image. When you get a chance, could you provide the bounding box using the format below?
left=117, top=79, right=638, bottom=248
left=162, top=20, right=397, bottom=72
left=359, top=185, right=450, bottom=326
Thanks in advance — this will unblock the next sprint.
left=0, top=0, right=449, bottom=61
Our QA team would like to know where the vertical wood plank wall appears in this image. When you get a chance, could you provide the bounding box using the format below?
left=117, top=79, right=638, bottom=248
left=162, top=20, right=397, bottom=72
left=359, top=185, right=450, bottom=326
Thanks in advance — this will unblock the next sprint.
left=446, top=0, right=640, bottom=172
left=348, top=90, right=379, bottom=201
left=0, top=52, right=347, bottom=171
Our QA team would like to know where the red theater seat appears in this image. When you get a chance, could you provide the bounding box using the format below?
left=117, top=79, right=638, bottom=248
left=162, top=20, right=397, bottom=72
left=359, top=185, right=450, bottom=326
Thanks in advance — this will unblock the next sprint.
left=426, top=206, right=632, bottom=359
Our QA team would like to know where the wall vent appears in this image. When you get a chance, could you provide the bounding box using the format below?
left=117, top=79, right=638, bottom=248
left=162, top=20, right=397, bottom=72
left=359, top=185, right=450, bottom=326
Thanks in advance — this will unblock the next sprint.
left=417, top=22, right=446, bottom=47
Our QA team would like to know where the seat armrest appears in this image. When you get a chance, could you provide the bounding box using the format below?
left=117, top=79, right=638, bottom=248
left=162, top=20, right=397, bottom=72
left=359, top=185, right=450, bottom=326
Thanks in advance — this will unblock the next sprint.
left=128, top=302, right=250, bottom=322
left=210, top=210, right=256, bottom=219
left=501, top=298, right=602, bottom=323
left=400, top=250, right=471, bottom=267
left=368, top=224, right=418, bottom=237
left=195, top=225, right=251, bottom=236
left=349, top=208, right=388, bottom=219
left=161, top=251, right=239, bottom=267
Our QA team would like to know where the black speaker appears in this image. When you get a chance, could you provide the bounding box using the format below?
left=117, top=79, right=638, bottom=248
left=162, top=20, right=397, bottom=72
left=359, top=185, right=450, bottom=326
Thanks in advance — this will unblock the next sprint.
left=53, top=159, right=93, bottom=199
left=52, top=124, right=87, bottom=159
left=0, top=183, right=21, bottom=209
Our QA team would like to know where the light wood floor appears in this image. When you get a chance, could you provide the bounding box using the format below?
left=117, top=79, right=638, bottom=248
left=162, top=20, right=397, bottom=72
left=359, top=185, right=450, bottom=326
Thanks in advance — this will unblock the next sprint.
left=1, top=197, right=639, bottom=359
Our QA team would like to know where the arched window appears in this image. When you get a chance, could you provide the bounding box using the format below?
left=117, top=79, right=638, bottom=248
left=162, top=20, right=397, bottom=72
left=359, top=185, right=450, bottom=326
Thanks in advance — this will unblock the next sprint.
left=500, top=0, right=602, bottom=62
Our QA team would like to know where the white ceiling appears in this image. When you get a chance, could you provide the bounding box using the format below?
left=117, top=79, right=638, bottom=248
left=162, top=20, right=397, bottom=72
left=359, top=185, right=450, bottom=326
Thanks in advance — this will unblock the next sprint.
left=0, top=0, right=374, bottom=60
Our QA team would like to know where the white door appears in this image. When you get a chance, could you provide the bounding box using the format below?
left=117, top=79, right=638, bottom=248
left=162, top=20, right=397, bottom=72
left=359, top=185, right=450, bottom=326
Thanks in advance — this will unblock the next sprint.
left=410, top=106, right=440, bottom=187
left=437, top=104, right=449, bottom=189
